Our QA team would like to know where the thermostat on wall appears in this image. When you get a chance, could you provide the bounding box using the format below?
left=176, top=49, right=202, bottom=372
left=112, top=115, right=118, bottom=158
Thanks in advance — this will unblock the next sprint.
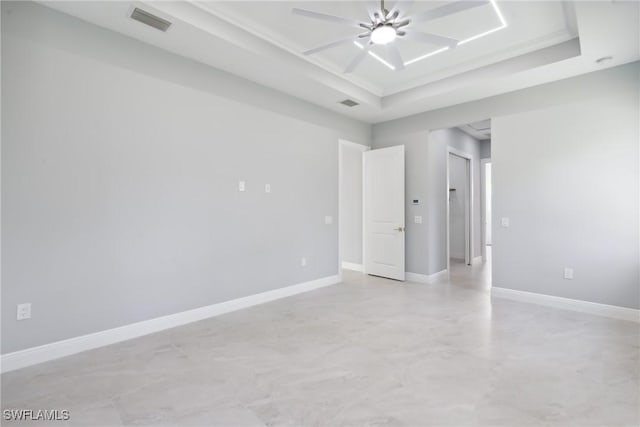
left=412, top=199, right=420, bottom=205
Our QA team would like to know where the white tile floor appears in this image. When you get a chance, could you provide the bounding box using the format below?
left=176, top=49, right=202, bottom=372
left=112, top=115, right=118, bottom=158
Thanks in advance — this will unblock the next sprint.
left=2, top=256, right=639, bottom=426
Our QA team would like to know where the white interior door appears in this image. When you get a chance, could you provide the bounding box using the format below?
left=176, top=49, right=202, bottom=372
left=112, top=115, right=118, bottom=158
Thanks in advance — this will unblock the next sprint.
left=363, top=145, right=405, bottom=280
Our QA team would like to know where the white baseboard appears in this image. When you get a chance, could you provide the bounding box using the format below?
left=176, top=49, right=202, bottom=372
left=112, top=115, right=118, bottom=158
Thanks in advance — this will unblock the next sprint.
left=1, top=275, right=341, bottom=373
left=472, top=256, right=483, bottom=265
left=406, top=269, right=448, bottom=284
left=341, top=262, right=363, bottom=272
left=491, top=287, right=640, bottom=323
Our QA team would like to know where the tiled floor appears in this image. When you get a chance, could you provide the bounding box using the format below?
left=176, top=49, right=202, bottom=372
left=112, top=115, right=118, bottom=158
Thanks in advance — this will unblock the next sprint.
left=2, top=257, right=639, bottom=426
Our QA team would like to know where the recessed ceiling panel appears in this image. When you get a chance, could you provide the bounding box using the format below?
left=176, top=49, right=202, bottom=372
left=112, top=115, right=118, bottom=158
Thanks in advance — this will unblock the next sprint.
left=200, top=1, right=576, bottom=94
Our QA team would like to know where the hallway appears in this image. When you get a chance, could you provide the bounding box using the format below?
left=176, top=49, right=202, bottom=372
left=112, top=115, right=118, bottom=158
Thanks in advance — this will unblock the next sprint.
left=449, top=246, right=492, bottom=291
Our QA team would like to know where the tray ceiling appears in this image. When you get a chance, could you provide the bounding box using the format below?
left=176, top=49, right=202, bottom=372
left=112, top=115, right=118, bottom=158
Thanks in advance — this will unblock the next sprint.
left=199, top=1, right=574, bottom=95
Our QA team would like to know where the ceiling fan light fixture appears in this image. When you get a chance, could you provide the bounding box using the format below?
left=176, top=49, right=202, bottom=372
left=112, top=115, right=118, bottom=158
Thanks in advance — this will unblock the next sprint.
left=292, top=0, right=507, bottom=72
left=371, top=25, right=396, bottom=45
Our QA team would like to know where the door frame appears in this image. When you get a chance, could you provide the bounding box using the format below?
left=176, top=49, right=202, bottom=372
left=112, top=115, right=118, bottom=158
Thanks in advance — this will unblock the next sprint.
left=338, top=139, right=369, bottom=279
left=480, top=158, right=491, bottom=262
left=446, top=147, right=474, bottom=269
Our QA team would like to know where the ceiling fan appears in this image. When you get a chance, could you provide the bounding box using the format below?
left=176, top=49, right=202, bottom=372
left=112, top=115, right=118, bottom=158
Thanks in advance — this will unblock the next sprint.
left=292, top=0, right=488, bottom=73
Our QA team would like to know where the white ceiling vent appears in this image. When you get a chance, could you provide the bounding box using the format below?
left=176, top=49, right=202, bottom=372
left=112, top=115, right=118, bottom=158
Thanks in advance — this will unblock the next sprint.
left=130, top=8, right=171, bottom=32
left=339, top=99, right=359, bottom=107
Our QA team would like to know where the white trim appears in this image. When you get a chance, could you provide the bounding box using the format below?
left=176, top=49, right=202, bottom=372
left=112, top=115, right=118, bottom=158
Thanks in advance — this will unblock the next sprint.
left=491, top=287, right=640, bottom=323
left=480, top=158, right=491, bottom=262
left=472, top=256, right=484, bottom=265
left=338, top=139, right=369, bottom=152
left=1, top=275, right=341, bottom=373
left=341, top=262, right=363, bottom=272
left=406, top=269, right=448, bottom=284
left=338, top=139, right=369, bottom=281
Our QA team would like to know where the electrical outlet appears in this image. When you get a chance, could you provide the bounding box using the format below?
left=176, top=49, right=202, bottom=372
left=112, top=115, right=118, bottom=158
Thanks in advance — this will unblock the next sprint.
left=301, top=257, right=307, bottom=267
left=238, top=181, right=246, bottom=192
left=17, top=303, right=31, bottom=320
left=564, top=267, right=574, bottom=280
left=501, top=217, right=510, bottom=228
left=324, top=216, right=333, bottom=225
left=265, top=184, right=271, bottom=193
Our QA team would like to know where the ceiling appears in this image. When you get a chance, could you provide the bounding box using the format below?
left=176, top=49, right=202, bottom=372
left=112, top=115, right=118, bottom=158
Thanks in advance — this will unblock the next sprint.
left=39, top=1, right=640, bottom=124
left=458, top=119, right=491, bottom=140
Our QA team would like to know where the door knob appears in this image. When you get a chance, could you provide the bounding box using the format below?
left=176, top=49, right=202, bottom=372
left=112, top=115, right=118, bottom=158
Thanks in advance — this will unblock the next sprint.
left=395, top=226, right=405, bottom=232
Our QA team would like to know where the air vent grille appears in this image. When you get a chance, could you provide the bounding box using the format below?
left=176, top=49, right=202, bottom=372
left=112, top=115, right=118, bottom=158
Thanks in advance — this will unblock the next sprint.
left=339, top=99, right=359, bottom=107
left=130, top=8, right=172, bottom=32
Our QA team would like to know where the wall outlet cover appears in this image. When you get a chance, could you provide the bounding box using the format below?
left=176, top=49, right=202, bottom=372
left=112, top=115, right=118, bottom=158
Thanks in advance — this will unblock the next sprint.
left=324, top=216, right=333, bottom=225
left=501, top=217, right=510, bottom=227
left=238, top=181, right=246, bottom=192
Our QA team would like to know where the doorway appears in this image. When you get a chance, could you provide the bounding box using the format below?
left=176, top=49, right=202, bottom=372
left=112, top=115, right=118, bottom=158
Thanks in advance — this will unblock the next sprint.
left=338, top=140, right=368, bottom=274
left=447, top=148, right=473, bottom=268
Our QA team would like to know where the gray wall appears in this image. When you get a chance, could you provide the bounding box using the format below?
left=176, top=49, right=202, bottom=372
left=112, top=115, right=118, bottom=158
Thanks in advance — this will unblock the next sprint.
left=339, top=143, right=366, bottom=266
left=1, top=2, right=370, bottom=354
left=492, top=94, right=639, bottom=309
left=374, top=62, right=639, bottom=309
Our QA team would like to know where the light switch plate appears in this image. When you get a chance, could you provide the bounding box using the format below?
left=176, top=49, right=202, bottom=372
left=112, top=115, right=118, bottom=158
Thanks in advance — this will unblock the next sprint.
left=301, top=257, right=307, bottom=267
left=414, top=216, right=422, bottom=224
left=265, top=184, right=271, bottom=193
left=564, top=267, right=574, bottom=280
left=324, top=216, right=333, bottom=225
left=17, top=303, right=31, bottom=320
left=501, top=217, right=510, bottom=228
left=238, top=181, right=246, bottom=192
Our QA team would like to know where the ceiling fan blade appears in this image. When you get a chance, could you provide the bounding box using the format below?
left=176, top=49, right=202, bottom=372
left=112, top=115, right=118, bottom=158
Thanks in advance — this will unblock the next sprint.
left=385, top=8, right=400, bottom=21
left=394, top=18, right=411, bottom=28
left=411, top=0, right=489, bottom=23
left=387, top=0, right=414, bottom=20
left=403, top=31, right=459, bottom=47
left=365, top=0, right=380, bottom=21
left=344, top=42, right=373, bottom=73
left=303, top=36, right=359, bottom=55
left=291, top=8, right=364, bottom=28
left=385, top=44, right=405, bottom=70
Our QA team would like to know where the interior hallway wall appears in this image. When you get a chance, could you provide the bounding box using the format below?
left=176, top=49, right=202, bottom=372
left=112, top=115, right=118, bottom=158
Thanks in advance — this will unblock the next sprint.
left=1, top=2, right=370, bottom=354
